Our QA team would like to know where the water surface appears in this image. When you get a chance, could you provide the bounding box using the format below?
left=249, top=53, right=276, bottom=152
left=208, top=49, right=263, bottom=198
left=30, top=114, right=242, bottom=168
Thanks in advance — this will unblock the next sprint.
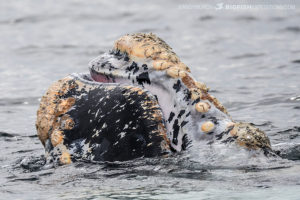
left=0, top=0, right=300, bottom=199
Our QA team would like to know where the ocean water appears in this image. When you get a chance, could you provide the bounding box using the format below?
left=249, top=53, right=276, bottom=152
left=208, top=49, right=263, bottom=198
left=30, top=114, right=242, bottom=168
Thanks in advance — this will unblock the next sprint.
left=0, top=0, right=300, bottom=199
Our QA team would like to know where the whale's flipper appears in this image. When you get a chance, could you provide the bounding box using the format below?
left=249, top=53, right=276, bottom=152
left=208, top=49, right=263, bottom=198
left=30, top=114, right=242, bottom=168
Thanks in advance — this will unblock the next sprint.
left=36, top=74, right=169, bottom=164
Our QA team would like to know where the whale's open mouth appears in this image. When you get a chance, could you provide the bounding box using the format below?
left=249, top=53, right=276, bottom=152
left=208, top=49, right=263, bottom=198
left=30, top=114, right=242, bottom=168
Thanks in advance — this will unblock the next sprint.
left=90, top=68, right=116, bottom=83
left=89, top=57, right=152, bottom=86
left=88, top=50, right=136, bottom=85
left=89, top=67, right=137, bottom=86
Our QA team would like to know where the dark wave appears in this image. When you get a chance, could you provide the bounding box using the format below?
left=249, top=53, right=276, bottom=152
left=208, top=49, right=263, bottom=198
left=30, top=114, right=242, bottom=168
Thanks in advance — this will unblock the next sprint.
left=292, top=59, right=300, bottom=64
left=275, top=143, right=300, bottom=160
left=0, top=131, right=19, bottom=137
left=283, top=26, right=300, bottom=33
left=230, top=53, right=265, bottom=60
left=235, top=15, right=258, bottom=21
left=199, top=15, right=214, bottom=21
left=0, top=97, right=40, bottom=106
left=277, top=126, right=300, bottom=134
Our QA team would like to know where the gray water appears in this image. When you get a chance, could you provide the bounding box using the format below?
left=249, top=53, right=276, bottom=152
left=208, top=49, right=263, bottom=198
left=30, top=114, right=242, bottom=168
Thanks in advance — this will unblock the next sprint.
left=1, top=0, right=300, bottom=199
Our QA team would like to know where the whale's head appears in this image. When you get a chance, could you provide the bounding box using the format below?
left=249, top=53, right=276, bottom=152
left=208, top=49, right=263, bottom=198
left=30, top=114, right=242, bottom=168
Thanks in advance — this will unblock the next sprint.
left=89, top=33, right=190, bottom=87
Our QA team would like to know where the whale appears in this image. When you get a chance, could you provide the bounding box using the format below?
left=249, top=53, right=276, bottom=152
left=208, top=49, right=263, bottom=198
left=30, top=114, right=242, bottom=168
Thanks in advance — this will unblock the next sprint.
left=36, top=33, right=272, bottom=164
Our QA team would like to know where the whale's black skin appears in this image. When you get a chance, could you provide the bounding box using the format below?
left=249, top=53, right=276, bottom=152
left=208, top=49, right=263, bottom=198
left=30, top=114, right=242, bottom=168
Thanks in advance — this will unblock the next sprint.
left=37, top=74, right=169, bottom=163
left=69, top=75, right=166, bottom=161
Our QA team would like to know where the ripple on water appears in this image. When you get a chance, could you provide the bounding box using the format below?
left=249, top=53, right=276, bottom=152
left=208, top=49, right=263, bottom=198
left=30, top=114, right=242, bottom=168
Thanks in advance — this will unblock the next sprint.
left=283, top=26, right=300, bottom=33
left=199, top=15, right=214, bottom=21
left=229, top=53, right=265, bottom=60
left=0, top=132, right=19, bottom=138
left=234, top=15, right=258, bottom=21
left=0, top=97, right=40, bottom=106
left=291, top=59, right=300, bottom=64
left=290, top=96, right=300, bottom=101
